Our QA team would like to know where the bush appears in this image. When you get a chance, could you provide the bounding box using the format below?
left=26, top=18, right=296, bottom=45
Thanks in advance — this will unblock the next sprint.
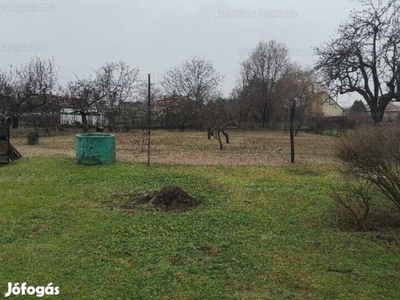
left=331, top=178, right=374, bottom=230
left=335, top=124, right=400, bottom=221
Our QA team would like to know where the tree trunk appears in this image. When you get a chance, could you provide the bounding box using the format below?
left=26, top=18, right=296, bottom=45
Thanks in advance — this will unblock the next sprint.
left=221, top=129, right=229, bottom=144
left=261, top=82, right=268, bottom=127
left=32, top=114, right=39, bottom=134
left=207, top=129, right=212, bottom=140
left=12, top=115, right=19, bottom=129
left=295, top=123, right=302, bottom=137
left=81, top=112, right=89, bottom=132
left=370, top=106, right=384, bottom=123
left=217, top=131, right=223, bottom=150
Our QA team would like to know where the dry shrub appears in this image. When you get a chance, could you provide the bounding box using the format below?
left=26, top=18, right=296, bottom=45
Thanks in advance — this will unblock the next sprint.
left=123, top=130, right=148, bottom=152
left=332, top=179, right=373, bottom=230
left=335, top=124, right=400, bottom=228
left=334, top=192, right=400, bottom=232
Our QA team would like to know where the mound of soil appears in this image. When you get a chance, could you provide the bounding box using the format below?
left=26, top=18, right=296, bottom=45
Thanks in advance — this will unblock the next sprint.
left=132, top=186, right=203, bottom=212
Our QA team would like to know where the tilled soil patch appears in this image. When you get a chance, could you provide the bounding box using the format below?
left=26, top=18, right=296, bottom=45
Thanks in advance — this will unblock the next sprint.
left=121, top=186, right=203, bottom=212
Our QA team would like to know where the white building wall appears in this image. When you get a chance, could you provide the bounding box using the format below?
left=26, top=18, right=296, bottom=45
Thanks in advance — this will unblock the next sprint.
left=60, top=109, right=106, bottom=126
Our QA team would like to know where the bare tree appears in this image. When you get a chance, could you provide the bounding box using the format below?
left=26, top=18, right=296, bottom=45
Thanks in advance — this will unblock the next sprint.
left=240, top=40, right=291, bottom=127
left=230, top=77, right=264, bottom=127
left=162, top=57, right=224, bottom=129
left=140, top=81, right=163, bottom=128
left=315, top=0, right=400, bottom=122
left=283, top=66, right=320, bottom=135
left=63, top=77, right=106, bottom=132
left=0, top=57, right=58, bottom=129
left=96, top=62, right=141, bottom=130
left=63, top=62, right=142, bottom=132
left=0, top=71, right=13, bottom=115
left=0, top=69, right=26, bottom=127
left=203, top=98, right=230, bottom=149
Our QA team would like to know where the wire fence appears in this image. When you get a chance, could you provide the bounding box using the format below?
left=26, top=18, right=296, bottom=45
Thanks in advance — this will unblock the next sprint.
left=8, top=112, right=384, bottom=137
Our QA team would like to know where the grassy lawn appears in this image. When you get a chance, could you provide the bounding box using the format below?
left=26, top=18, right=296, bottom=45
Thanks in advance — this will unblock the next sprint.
left=1, top=132, right=399, bottom=299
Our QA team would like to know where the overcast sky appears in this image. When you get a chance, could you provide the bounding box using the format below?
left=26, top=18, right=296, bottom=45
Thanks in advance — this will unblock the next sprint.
left=0, top=0, right=365, bottom=106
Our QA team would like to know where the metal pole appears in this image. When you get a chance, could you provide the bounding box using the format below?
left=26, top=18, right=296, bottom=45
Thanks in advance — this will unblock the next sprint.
left=147, top=74, right=151, bottom=166
left=290, top=100, right=296, bottom=163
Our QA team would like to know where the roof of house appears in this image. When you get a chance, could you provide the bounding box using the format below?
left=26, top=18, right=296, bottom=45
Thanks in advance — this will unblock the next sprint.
left=152, top=95, right=184, bottom=108
left=384, top=102, right=400, bottom=112
left=365, top=102, right=400, bottom=113
left=152, top=99, right=173, bottom=108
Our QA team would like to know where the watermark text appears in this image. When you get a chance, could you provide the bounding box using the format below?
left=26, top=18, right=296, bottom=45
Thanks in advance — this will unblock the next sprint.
left=5, top=282, right=59, bottom=298
left=216, top=9, right=298, bottom=18
left=0, top=3, right=54, bottom=12
left=0, top=44, right=48, bottom=52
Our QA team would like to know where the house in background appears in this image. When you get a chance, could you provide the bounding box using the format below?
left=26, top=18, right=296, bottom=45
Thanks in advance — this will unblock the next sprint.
left=152, top=95, right=182, bottom=113
left=106, top=101, right=146, bottom=129
left=382, top=102, right=400, bottom=122
left=151, top=95, right=184, bottom=128
left=60, top=108, right=106, bottom=126
left=309, top=91, right=345, bottom=117
left=60, top=101, right=147, bottom=129
left=364, top=102, right=400, bottom=122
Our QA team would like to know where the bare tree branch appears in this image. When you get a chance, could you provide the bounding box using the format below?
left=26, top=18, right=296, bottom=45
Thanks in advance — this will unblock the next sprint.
left=162, top=57, right=224, bottom=129
left=315, top=0, right=400, bottom=122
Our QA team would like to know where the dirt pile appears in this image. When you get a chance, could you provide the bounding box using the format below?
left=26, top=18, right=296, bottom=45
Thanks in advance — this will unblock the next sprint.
left=131, top=186, right=203, bottom=212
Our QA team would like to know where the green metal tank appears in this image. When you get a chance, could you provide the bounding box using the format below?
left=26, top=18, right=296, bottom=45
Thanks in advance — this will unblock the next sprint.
left=75, top=133, right=115, bottom=165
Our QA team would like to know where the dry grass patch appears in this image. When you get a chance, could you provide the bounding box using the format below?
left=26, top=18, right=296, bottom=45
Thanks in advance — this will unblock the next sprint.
left=10, top=129, right=337, bottom=166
